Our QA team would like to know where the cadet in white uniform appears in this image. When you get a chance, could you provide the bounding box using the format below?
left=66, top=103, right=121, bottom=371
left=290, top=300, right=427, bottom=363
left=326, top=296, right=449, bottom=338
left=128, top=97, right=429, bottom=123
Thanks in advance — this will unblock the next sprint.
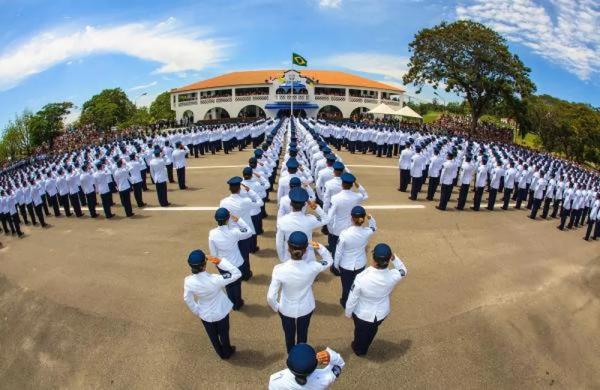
left=345, top=243, right=407, bottom=356
left=267, top=231, right=333, bottom=352
left=220, top=176, right=263, bottom=280
left=149, top=149, right=170, bottom=207
left=333, top=206, right=377, bottom=308
left=275, top=188, right=329, bottom=262
left=208, top=208, right=252, bottom=309
left=269, top=343, right=345, bottom=390
left=172, top=141, right=188, bottom=190
left=326, top=173, right=368, bottom=257
left=183, top=250, right=241, bottom=359
left=114, top=159, right=134, bottom=217
left=584, top=192, right=599, bottom=241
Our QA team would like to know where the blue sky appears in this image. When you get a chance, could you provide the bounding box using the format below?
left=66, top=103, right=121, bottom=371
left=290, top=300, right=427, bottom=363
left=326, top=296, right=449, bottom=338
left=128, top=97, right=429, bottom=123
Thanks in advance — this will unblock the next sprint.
left=0, top=0, right=598, bottom=128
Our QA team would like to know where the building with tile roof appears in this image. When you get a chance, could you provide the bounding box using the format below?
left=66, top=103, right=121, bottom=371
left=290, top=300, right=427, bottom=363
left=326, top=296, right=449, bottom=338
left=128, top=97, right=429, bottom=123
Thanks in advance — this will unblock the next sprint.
left=170, top=69, right=404, bottom=122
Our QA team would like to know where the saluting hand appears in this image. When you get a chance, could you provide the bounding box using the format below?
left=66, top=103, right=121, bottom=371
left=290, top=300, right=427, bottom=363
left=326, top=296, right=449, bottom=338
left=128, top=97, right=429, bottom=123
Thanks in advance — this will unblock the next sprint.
left=231, top=215, right=239, bottom=222
left=308, top=200, right=317, bottom=210
left=316, top=350, right=330, bottom=365
left=207, top=255, right=221, bottom=265
left=354, top=181, right=359, bottom=188
left=367, top=214, right=372, bottom=220
left=310, top=240, right=320, bottom=250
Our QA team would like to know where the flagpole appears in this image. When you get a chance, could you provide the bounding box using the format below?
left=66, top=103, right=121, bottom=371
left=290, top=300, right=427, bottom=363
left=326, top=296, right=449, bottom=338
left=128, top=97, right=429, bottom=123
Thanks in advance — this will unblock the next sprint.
left=291, top=59, right=294, bottom=122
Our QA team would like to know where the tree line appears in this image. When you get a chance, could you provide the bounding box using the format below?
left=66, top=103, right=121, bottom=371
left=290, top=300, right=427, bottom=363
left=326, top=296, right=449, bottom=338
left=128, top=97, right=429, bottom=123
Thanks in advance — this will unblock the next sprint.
left=0, top=89, right=174, bottom=161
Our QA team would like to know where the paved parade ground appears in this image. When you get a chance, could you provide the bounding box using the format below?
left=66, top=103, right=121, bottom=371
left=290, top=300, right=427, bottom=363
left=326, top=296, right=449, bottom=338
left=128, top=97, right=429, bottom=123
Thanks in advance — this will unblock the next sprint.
left=1, top=149, right=599, bottom=389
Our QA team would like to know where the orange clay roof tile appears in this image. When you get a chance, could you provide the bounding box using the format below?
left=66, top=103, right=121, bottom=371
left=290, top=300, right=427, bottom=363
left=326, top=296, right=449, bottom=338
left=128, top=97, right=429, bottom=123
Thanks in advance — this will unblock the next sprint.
left=172, top=69, right=404, bottom=93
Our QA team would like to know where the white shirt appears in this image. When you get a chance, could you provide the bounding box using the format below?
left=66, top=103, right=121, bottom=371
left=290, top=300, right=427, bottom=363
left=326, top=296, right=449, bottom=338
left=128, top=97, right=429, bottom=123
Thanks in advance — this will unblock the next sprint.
left=269, top=347, right=345, bottom=390
left=127, top=160, right=143, bottom=184
left=275, top=208, right=329, bottom=262
left=149, top=157, right=168, bottom=183
left=410, top=153, right=426, bottom=178
left=208, top=219, right=252, bottom=267
left=345, top=256, right=407, bottom=322
left=267, top=244, right=333, bottom=318
left=93, top=170, right=110, bottom=194
left=183, top=258, right=241, bottom=322
left=334, top=217, right=377, bottom=270
left=172, top=148, right=187, bottom=169
left=327, top=187, right=368, bottom=236
left=220, top=192, right=258, bottom=235
left=399, top=149, right=414, bottom=170
left=80, top=172, right=95, bottom=194
left=439, top=160, right=457, bottom=185
left=114, top=167, right=131, bottom=192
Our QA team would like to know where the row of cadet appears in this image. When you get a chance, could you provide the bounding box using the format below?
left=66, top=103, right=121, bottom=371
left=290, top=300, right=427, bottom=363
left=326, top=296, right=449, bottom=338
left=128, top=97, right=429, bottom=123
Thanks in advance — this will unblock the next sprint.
left=0, top=120, right=277, bottom=244
left=183, top=117, right=409, bottom=389
left=313, top=119, right=600, bottom=241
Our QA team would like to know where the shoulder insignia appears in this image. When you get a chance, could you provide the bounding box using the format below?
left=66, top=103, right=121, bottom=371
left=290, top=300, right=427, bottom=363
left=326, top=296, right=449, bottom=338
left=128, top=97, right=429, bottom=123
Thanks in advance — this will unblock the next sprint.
left=332, top=365, right=342, bottom=377
left=350, top=283, right=355, bottom=291
left=222, top=272, right=232, bottom=279
left=320, top=260, right=328, bottom=266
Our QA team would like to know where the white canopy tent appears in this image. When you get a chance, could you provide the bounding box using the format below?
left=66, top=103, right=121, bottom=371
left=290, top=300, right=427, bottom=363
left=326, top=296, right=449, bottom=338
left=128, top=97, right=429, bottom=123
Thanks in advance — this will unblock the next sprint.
left=396, top=105, right=423, bottom=120
left=368, top=103, right=401, bottom=116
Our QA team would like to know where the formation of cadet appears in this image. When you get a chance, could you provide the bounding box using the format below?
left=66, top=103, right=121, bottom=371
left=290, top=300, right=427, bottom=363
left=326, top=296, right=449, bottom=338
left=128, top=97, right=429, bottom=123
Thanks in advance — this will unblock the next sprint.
left=183, top=117, right=409, bottom=388
left=313, top=120, right=600, bottom=242
left=0, top=120, right=272, bottom=245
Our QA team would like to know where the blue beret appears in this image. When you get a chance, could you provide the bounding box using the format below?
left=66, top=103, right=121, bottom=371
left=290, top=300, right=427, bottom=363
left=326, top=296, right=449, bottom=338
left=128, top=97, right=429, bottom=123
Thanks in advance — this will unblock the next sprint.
left=373, top=243, right=392, bottom=261
left=242, top=167, right=253, bottom=176
left=154, top=150, right=161, bottom=157
left=288, top=231, right=309, bottom=248
left=254, top=149, right=263, bottom=157
left=214, top=207, right=230, bottom=221
left=322, top=147, right=331, bottom=154
left=332, top=161, right=345, bottom=171
left=188, top=250, right=206, bottom=266
left=341, top=172, right=356, bottom=184
left=290, top=177, right=302, bottom=188
left=289, top=188, right=309, bottom=203
left=227, top=176, right=243, bottom=185
left=351, top=205, right=366, bottom=217
left=326, top=154, right=336, bottom=162
left=287, top=344, right=317, bottom=376
left=175, top=141, right=182, bottom=147
left=286, top=158, right=299, bottom=169
left=249, top=157, right=257, bottom=164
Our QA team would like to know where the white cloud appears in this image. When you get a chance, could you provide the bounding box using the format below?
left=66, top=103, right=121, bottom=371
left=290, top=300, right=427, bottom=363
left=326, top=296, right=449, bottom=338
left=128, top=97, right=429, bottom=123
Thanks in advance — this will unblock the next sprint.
left=135, top=92, right=159, bottom=108
left=456, top=0, right=600, bottom=80
left=321, top=52, right=409, bottom=83
left=321, top=52, right=462, bottom=103
left=63, top=107, right=80, bottom=125
left=319, top=0, right=342, bottom=8
left=0, top=17, right=226, bottom=91
left=129, top=81, right=157, bottom=91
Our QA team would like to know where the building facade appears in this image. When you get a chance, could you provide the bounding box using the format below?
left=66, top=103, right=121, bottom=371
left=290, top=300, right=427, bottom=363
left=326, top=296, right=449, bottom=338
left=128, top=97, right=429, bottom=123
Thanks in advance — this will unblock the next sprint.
left=170, top=69, right=404, bottom=123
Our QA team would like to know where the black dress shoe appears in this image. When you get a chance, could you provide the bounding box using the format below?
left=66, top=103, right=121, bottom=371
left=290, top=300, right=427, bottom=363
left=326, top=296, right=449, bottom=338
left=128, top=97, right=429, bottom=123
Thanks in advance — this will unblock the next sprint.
left=222, top=346, right=236, bottom=360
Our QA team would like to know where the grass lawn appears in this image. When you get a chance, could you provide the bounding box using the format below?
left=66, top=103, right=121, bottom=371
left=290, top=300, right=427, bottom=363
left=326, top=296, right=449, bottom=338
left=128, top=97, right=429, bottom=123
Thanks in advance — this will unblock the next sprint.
left=423, top=111, right=442, bottom=123
left=515, top=132, right=541, bottom=149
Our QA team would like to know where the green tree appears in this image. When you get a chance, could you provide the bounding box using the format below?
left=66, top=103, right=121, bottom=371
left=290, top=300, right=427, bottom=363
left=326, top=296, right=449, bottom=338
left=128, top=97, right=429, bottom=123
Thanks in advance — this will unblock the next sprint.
left=120, top=107, right=153, bottom=128
left=79, top=88, right=134, bottom=130
left=403, top=20, right=536, bottom=133
left=149, top=91, right=175, bottom=121
left=29, top=102, right=73, bottom=147
left=0, top=110, right=35, bottom=159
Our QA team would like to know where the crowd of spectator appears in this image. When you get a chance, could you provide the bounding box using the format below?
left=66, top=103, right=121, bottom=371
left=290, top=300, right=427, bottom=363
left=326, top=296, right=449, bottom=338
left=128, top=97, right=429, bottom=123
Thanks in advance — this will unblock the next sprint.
left=428, top=114, right=514, bottom=143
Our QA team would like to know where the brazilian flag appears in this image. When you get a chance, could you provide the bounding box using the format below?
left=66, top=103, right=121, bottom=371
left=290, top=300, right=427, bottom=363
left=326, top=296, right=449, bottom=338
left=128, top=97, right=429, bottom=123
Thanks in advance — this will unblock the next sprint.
left=292, top=53, right=308, bottom=67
